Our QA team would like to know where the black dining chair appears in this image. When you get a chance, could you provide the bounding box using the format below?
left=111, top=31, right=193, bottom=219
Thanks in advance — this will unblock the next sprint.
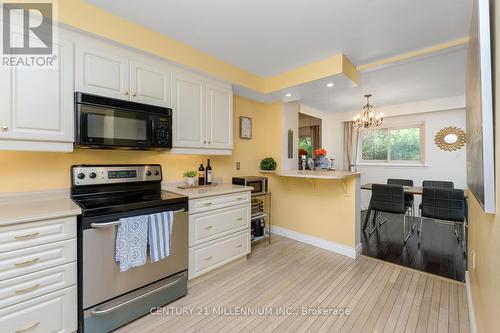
left=422, top=180, right=454, bottom=189
left=387, top=179, right=415, bottom=217
left=419, top=187, right=466, bottom=255
left=419, top=180, right=455, bottom=216
left=369, top=184, right=416, bottom=244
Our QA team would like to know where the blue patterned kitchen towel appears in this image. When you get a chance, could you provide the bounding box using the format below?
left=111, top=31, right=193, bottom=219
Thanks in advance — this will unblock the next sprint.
left=115, top=215, right=148, bottom=272
left=148, top=211, right=173, bottom=263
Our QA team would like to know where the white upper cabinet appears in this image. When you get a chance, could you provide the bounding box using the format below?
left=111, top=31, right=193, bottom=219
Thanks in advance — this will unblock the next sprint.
left=172, top=71, right=206, bottom=148
left=0, top=32, right=74, bottom=152
left=172, top=71, right=233, bottom=153
left=206, top=84, right=233, bottom=149
left=75, top=41, right=172, bottom=108
left=130, top=60, right=171, bottom=107
left=75, top=43, right=129, bottom=100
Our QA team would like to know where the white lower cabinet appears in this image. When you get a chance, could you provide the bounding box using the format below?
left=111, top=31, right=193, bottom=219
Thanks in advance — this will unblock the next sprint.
left=0, top=286, right=77, bottom=333
left=188, top=191, right=251, bottom=279
left=189, top=230, right=250, bottom=278
left=0, top=217, right=78, bottom=332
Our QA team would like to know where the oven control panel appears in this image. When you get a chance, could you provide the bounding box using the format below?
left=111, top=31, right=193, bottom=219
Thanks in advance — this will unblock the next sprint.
left=72, top=165, right=162, bottom=186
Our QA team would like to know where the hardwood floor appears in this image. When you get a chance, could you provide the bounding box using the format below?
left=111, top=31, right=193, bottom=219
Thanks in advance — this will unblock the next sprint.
left=116, top=236, right=470, bottom=333
left=361, top=211, right=467, bottom=282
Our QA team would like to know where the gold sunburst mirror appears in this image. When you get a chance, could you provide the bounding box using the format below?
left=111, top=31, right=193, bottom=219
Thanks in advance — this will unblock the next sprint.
left=434, top=127, right=466, bottom=151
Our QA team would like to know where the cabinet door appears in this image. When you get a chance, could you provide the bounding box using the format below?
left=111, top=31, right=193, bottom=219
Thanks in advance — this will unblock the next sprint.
left=172, top=72, right=206, bottom=148
left=130, top=60, right=171, bottom=107
left=206, top=84, right=233, bottom=149
left=0, top=35, right=73, bottom=143
left=75, top=43, right=129, bottom=100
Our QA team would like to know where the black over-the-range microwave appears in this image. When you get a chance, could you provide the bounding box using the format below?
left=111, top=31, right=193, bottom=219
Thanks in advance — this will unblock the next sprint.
left=74, top=92, right=172, bottom=150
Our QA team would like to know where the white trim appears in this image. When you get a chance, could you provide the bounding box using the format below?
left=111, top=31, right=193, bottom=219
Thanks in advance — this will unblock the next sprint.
left=271, top=225, right=361, bottom=259
left=170, top=147, right=232, bottom=155
left=0, top=140, right=73, bottom=152
left=355, top=243, right=363, bottom=257
left=465, top=271, right=477, bottom=333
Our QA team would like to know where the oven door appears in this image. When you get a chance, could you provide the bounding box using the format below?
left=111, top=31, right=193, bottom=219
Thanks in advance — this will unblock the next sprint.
left=81, top=207, right=188, bottom=310
left=77, top=103, right=152, bottom=148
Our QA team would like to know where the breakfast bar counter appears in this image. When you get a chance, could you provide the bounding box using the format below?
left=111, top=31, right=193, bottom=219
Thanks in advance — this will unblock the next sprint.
left=263, top=170, right=360, bottom=180
left=262, top=169, right=362, bottom=258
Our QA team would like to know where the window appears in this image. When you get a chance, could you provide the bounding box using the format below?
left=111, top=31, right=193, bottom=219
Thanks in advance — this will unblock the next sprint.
left=358, top=123, right=424, bottom=164
left=299, top=137, right=313, bottom=156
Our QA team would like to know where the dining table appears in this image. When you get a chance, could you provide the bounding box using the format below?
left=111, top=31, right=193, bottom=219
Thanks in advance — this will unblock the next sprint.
left=360, top=183, right=469, bottom=230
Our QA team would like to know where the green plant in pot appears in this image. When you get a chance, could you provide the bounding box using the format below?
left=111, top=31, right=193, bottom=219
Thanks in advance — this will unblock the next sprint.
left=183, top=170, right=197, bottom=187
left=260, top=157, right=277, bottom=171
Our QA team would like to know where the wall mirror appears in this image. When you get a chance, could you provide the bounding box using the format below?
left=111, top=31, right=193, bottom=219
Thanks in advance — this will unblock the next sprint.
left=434, top=126, right=466, bottom=151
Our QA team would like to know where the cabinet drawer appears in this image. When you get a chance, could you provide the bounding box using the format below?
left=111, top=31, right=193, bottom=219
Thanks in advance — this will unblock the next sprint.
left=189, top=230, right=250, bottom=279
left=0, top=263, right=76, bottom=309
left=189, top=204, right=250, bottom=246
left=0, top=239, right=76, bottom=281
left=189, top=191, right=250, bottom=214
left=0, top=217, right=76, bottom=254
left=0, top=286, right=77, bottom=333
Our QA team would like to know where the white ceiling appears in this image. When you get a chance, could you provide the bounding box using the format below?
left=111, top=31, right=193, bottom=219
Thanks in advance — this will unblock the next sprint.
left=85, top=0, right=470, bottom=113
left=86, top=0, right=472, bottom=76
left=299, top=46, right=467, bottom=113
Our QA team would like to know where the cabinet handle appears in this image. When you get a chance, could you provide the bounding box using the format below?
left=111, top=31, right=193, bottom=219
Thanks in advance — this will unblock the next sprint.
left=204, top=256, right=213, bottom=261
left=203, top=140, right=207, bottom=144
left=132, top=92, right=137, bottom=96
left=237, top=197, right=243, bottom=201
left=204, top=225, right=213, bottom=230
left=204, top=202, right=212, bottom=206
left=0, top=126, right=8, bottom=131
left=236, top=218, right=243, bottom=221
left=124, top=91, right=129, bottom=95
left=236, top=244, right=242, bottom=248
left=15, top=283, right=40, bottom=294
left=15, top=322, right=40, bottom=333
left=208, top=141, right=211, bottom=144
left=14, top=232, right=40, bottom=240
left=14, top=257, right=40, bottom=267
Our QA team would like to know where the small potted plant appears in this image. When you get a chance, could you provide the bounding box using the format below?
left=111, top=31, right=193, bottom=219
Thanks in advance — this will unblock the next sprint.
left=260, top=157, right=277, bottom=171
left=183, top=170, right=197, bottom=187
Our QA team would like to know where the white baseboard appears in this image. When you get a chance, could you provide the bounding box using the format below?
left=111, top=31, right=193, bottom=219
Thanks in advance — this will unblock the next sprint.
left=271, top=225, right=361, bottom=259
left=465, top=271, right=477, bottom=333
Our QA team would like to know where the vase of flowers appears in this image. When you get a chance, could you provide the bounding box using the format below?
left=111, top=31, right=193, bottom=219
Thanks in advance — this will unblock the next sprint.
left=183, top=170, right=197, bottom=187
left=313, top=148, right=330, bottom=169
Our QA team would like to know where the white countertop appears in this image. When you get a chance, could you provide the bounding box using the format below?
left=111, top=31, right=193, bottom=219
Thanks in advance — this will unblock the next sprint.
left=163, top=183, right=253, bottom=199
left=261, top=170, right=360, bottom=179
left=0, top=190, right=81, bottom=227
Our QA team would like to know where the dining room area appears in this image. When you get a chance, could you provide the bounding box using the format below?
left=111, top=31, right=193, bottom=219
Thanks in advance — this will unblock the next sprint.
left=334, top=96, right=471, bottom=282
left=360, top=179, right=468, bottom=282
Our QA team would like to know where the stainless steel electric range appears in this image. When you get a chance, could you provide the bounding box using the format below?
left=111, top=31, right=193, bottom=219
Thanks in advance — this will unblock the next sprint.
left=71, top=164, right=188, bottom=333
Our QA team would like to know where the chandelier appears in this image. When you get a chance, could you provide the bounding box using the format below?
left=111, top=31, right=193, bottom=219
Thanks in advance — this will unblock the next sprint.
left=353, top=94, right=383, bottom=128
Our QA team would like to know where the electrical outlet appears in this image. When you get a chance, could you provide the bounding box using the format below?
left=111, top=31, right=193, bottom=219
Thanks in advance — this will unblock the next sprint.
left=236, top=161, right=240, bottom=170
left=472, top=251, right=476, bottom=269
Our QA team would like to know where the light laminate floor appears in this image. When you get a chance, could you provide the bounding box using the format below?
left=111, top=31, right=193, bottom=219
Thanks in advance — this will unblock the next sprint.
left=116, top=236, right=470, bottom=333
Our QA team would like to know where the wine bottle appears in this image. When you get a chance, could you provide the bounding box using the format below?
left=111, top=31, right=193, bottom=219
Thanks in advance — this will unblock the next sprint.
left=205, top=159, right=212, bottom=185
left=198, top=161, right=205, bottom=186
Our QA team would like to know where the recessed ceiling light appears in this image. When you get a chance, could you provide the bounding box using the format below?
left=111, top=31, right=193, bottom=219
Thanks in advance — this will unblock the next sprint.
left=327, top=82, right=335, bottom=88
left=285, top=93, right=292, bottom=97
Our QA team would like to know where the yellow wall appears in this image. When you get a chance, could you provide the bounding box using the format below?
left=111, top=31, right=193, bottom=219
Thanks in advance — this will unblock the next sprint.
left=0, top=96, right=281, bottom=193
left=269, top=176, right=358, bottom=247
left=467, top=2, right=500, bottom=332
